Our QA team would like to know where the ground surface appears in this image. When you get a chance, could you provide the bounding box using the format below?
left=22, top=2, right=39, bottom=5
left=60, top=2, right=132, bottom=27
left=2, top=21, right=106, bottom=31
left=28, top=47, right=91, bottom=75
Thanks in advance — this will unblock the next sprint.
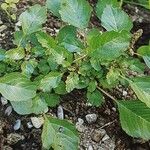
left=0, top=0, right=150, bottom=150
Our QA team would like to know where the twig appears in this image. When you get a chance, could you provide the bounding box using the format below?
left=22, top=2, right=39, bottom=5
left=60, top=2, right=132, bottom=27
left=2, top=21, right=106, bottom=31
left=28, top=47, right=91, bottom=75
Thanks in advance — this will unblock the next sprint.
left=97, top=86, right=117, bottom=102
left=100, top=120, right=117, bottom=129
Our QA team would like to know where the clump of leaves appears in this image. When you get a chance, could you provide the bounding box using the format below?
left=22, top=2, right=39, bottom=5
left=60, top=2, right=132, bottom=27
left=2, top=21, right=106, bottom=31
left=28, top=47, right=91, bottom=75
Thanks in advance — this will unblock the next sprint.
left=0, top=0, right=150, bottom=149
left=1, top=0, right=20, bottom=20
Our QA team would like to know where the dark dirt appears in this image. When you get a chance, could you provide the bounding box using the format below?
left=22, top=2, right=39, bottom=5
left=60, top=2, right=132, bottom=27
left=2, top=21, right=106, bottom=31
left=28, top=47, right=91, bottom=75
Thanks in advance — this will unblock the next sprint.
left=0, top=0, right=150, bottom=150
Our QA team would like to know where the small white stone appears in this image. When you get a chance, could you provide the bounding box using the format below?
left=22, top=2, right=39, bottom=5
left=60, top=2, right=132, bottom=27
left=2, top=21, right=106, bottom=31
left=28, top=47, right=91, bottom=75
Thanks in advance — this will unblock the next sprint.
left=13, top=119, right=21, bottom=131
left=77, top=118, right=84, bottom=125
left=57, top=105, right=64, bottom=119
left=0, top=25, right=7, bottom=33
left=31, top=117, right=44, bottom=129
left=27, top=122, right=33, bottom=129
left=1, top=97, right=8, bottom=105
left=102, top=134, right=110, bottom=141
left=88, top=145, right=93, bottom=150
left=86, top=114, right=97, bottom=124
left=5, top=106, right=12, bottom=116
left=122, top=90, right=128, bottom=96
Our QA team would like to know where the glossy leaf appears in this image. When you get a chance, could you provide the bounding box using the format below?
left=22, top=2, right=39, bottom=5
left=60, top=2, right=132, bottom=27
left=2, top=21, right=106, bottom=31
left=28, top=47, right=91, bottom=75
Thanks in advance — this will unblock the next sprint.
left=90, top=31, right=131, bottom=61
left=117, top=100, right=150, bottom=140
left=137, top=45, right=150, bottom=68
left=0, top=72, right=37, bottom=101
left=57, top=25, right=84, bottom=52
left=19, top=5, right=47, bottom=35
left=96, top=0, right=119, bottom=18
left=40, top=72, right=62, bottom=92
left=101, top=5, right=133, bottom=32
left=130, top=77, right=150, bottom=108
left=59, top=0, right=92, bottom=29
left=42, top=117, right=79, bottom=150
left=46, top=0, right=61, bottom=17
left=87, top=90, right=104, bottom=107
left=11, top=95, right=48, bottom=115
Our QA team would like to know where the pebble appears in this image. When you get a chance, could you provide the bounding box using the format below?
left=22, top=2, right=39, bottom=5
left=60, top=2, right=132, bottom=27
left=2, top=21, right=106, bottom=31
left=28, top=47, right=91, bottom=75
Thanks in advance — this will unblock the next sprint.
left=123, top=90, right=128, bottom=96
left=31, top=117, right=44, bottom=129
left=0, top=97, right=8, bottom=105
left=91, top=129, right=106, bottom=143
left=88, top=145, right=93, bottom=150
left=7, top=133, right=25, bottom=145
left=76, top=118, right=85, bottom=132
left=78, top=118, right=84, bottom=125
left=0, top=25, right=7, bottom=33
left=5, top=106, right=12, bottom=116
left=13, top=119, right=21, bottom=131
left=98, top=139, right=115, bottom=150
left=102, top=134, right=110, bottom=141
left=85, top=114, right=97, bottom=124
left=27, top=122, right=33, bottom=129
left=57, top=105, right=64, bottom=119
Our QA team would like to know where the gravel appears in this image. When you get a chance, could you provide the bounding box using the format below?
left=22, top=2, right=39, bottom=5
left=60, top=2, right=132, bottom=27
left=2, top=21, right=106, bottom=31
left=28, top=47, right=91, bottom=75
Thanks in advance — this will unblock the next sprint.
left=13, top=119, right=21, bottom=131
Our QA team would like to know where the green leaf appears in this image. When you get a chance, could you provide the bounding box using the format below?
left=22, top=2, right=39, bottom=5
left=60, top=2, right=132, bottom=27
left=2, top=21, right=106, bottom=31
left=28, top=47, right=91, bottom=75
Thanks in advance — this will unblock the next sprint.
left=57, top=25, right=84, bottom=52
left=54, top=81, right=67, bottom=95
left=101, top=5, right=133, bottom=32
left=90, top=58, right=101, bottom=71
left=0, top=49, right=6, bottom=61
left=59, top=0, right=92, bottom=29
left=43, top=93, right=60, bottom=107
left=106, top=68, right=120, bottom=86
left=87, top=90, right=104, bottom=107
left=6, top=47, right=25, bottom=60
left=0, top=63, right=6, bottom=74
left=137, top=45, right=150, bottom=68
left=11, top=95, right=48, bottom=115
left=19, top=4, right=47, bottom=35
left=117, top=100, right=150, bottom=140
left=38, top=59, right=50, bottom=75
left=88, top=80, right=97, bottom=92
left=90, top=31, right=131, bottom=61
left=40, top=72, right=62, bottom=92
left=66, top=72, right=79, bottom=93
left=36, top=31, right=56, bottom=49
left=129, top=77, right=150, bottom=108
left=86, top=28, right=102, bottom=49
left=46, top=0, right=61, bottom=17
left=0, top=72, right=37, bottom=101
left=96, top=0, right=119, bottom=18
left=21, top=59, right=38, bottom=77
left=42, top=117, right=79, bottom=150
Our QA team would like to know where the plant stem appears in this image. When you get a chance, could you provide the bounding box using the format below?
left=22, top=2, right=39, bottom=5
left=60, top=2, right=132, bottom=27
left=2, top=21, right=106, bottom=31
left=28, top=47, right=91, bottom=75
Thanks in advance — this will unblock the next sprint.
left=120, top=0, right=124, bottom=8
left=73, top=54, right=87, bottom=63
left=97, top=86, right=117, bottom=102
